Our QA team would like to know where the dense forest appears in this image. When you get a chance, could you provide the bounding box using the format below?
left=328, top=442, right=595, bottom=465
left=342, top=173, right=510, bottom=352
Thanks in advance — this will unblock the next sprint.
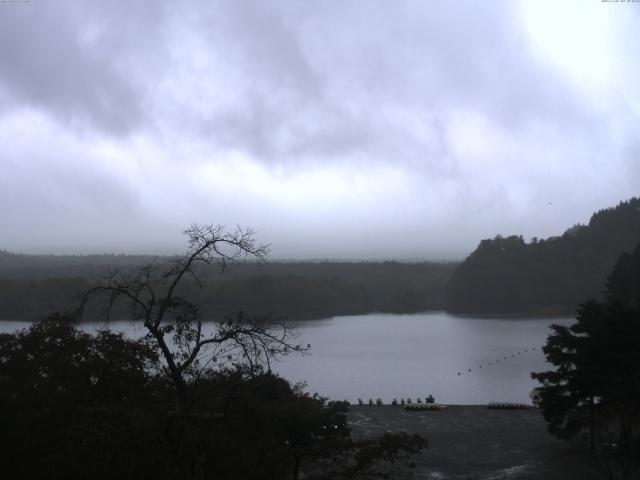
left=447, top=198, right=640, bottom=314
left=0, top=253, right=455, bottom=321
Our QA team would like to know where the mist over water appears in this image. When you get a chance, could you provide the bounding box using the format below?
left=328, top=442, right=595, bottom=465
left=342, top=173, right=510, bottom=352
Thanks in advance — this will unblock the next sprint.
left=0, top=312, right=573, bottom=404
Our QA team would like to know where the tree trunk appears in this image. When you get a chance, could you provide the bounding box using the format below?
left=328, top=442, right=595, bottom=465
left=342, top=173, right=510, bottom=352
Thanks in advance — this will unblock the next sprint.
left=292, top=452, right=301, bottom=480
left=589, top=394, right=596, bottom=451
left=620, top=410, right=630, bottom=449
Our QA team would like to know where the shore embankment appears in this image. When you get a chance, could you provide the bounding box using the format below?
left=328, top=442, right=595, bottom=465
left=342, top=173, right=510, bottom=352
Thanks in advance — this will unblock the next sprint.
left=348, top=405, right=601, bottom=480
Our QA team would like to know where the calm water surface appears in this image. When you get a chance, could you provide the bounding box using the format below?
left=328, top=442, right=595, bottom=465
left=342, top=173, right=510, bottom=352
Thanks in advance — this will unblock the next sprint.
left=1, top=312, right=573, bottom=404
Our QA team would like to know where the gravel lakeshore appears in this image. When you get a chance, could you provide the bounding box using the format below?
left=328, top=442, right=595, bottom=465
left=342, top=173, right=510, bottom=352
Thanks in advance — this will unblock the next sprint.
left=347, top=405, right=602, bottom=480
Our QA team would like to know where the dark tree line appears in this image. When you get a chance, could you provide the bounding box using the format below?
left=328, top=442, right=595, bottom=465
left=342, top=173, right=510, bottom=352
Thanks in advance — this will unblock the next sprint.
left=447, top=197, right=640, bottom=314
left=0, top=252, right=455, bottom=321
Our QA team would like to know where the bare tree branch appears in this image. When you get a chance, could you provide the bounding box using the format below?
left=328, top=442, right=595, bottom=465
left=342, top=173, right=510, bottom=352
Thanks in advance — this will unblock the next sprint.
left=79, top=224, right=304, bottom=407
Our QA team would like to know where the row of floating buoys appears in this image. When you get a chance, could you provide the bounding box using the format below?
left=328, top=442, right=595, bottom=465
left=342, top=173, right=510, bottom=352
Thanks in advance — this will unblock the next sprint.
left=457, top=347, right=538, bottom=376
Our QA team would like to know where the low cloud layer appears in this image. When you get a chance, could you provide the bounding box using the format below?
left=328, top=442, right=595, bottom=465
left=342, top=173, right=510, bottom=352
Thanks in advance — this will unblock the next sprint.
left=1, top=0, right=639, bottom=259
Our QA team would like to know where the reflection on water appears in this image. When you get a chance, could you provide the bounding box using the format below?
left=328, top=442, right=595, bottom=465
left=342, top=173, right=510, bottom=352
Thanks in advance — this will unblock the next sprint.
left=0, top=312, right=573, bottom=404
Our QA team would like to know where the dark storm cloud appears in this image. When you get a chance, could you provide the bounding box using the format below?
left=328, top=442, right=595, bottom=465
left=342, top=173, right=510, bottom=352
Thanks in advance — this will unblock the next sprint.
left=0, top=0, right=604, bottom=162
left=174, top=0, right=602, bottom=172
left=0, top=1, right=166, bottom=133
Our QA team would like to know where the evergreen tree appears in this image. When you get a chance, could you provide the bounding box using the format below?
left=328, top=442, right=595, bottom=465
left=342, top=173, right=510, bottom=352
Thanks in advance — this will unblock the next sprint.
left=448, top=197, right=640, bottom=314
left=532, top=245, right=640, bottom=478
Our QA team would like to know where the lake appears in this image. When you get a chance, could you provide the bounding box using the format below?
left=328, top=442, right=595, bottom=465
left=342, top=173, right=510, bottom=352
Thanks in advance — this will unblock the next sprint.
left=0, top=312, right=573, bottom=405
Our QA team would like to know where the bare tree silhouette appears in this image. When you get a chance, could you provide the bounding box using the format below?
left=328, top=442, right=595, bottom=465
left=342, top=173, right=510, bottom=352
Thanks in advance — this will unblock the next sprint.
left=80, top=224, right=307, bottom=403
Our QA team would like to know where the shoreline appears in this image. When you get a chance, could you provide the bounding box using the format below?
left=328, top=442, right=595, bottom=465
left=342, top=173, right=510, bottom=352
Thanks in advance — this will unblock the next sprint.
left=0, top=307, right=573, bottom=324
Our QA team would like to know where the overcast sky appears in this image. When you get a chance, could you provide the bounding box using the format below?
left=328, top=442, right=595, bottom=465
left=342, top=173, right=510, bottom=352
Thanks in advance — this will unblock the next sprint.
left=1, top=0, right=639, bottom=260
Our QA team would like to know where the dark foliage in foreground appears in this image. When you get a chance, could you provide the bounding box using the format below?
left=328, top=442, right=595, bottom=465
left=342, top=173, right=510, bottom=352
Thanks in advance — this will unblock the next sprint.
left=0, top=316, right=426, bottom=480
left=0, top=314, right=172, bottom=479
left=447, top=197, right=640, bottom=314
left=532, top=244, right=640, bottom=479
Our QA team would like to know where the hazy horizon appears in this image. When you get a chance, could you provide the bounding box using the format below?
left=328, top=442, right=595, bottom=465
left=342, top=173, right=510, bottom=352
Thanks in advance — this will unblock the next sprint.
left=1, top=246, right=461, bottom=263
left=2, top=1, right=639, bottom=259
left=0, top=204, right=615, bottom=262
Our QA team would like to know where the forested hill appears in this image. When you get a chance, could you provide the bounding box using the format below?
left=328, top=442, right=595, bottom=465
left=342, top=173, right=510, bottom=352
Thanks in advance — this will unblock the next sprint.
left=446, top=197, right=640, bottom=315
left=0, top=254, right=455, bottom=321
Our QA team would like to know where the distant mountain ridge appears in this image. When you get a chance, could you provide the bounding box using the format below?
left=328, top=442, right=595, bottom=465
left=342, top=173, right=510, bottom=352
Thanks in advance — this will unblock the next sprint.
left=446, top=197, right=640, bottom=314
